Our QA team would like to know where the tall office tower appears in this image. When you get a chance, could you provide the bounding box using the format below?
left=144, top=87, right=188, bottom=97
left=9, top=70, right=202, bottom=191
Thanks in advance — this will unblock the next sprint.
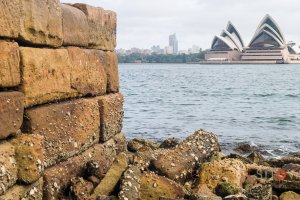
left=169, top=33, right=178, bottom=54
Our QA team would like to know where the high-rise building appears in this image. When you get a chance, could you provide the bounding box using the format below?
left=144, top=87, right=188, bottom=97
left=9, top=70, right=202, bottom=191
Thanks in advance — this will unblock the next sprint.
left=169, top=33, right=178, bottom=54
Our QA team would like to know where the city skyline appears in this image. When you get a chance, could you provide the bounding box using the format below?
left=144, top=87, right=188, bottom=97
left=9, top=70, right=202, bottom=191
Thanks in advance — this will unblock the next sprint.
left=61, top=0, right=300, bottom=50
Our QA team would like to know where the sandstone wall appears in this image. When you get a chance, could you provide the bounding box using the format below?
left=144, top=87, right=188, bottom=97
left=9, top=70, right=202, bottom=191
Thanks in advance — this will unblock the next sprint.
left=0, top=1, right=123, bottom=199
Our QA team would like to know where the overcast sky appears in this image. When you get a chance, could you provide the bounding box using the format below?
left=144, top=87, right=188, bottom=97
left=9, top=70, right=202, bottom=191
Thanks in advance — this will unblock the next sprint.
left=62, top=0, right=300, bottom=50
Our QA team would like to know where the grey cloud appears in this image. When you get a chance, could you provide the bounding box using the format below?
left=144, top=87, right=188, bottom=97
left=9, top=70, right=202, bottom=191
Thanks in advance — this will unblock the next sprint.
left=61, top=0, right=300, bottom=50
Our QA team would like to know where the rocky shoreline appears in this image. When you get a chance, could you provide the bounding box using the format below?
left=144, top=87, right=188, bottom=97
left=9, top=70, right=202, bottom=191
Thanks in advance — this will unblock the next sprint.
left=65, top=129, right=300, bottom=200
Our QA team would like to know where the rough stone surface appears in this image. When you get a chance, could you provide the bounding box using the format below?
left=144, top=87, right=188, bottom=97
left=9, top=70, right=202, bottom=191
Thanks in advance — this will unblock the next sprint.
left=111, top=133, right=127, bottom=155
left=0, top=142, right=17, bottom=195
left=152, top=129, right=220, bottom=183
left=215, top=182, right=239, bottom=197
left=62, top=4, right=89, bottom=47
left=43, top=143, right=116, bottom=200
left=24, top=98, right=100, bottom=167
left=69, top=177, right=94, bottom=200
left=0, top=41, right=20, bottom=87
left=92, top=153, right=128, bottom=197
left=0, top=177, right=43, bottom=200
left=159, top=137, right=179, bottom=149
left=19, top=0, right=63, bottom=47
left=139, top=172, right=186, bottom=200
left=0, top=92, right=24, bottom=140
left=279, top=191, right=300, bottom=200
left=97, top=93, right=124, bottom=142
left=128, top=138, right=160, bottom=153
left=67, top=47, right=107, bottom=96
left=196, top=159, right=247, bottom=192
left=97, top=51, right=119, bottom=93
left=245, top=184, right=272, bottom=200
left=72, top=4, right=117, bottom=51
left=191, top=184, right=222, bottom=200
left=10, top=134, right=44, bottom=184
left=19, top=47, right=77, bottom=107
left=0, top=0, right=21, bottom=38
left=119, top=165, right=142, bottom=200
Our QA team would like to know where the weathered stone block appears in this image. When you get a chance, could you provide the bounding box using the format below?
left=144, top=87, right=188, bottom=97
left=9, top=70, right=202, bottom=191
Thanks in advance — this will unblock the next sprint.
left=140, top=172, right=186, bottom=200
left=0, top=92, right=24, bottom=140
left=111, top=133, right=127, bottom=155
left=43, top=143, right=116, bottom=200
left=0, top=0, right=21, bottom=38
left=0, top=178, right=43, bottom=200
left=0, top=41, right=20, bottom=87
left=97, top=51, right=119, bottom=93
left=67, top=47, right=107, bottom=96
left=10, top=134, right=44, bottom=184
left=24, top=98, right=100, bottom=167
left=72, top=4, right=117, bottom=51
left=0, top=142, right=17, bottom=195
left=96, top=93, right=124, bottom=142
left=62, top=4, right=89, bottom=47
left=19, top=0, right=63, bottom=47
left=119, top=165, right=141, bottom=200
left=19, top=47, right=77, bottom=107
left=151, top=129, right=220, bottom=183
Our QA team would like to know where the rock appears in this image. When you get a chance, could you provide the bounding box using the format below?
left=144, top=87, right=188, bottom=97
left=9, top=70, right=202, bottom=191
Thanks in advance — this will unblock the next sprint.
left=119, top=165, right=142, bottom=200
left=139, top=172, right=186, bottom=200
left=195, top=159, right=247, bottom=192
left=0, top=41, right=20, bottom=87
left=215, top=182, right=239, bottom=197
left=24, top=98, right=100, bottom=167
left=19, top=47, right=77, bottom=107
left=86, top=161, right=103, bottom=179
left=111, top=133, right=127, bottom=155
left=96, top=196, right=117, bottom=200
left=191, top=184, right=222, bottom=200
left=282, top=163, right=300, bottom=173
left=223, top=194, right=248, bottom=200
left=97, top=93, right=124, bottom=142
left=97, top=51, right=119, bottom=93
left=245, top=184, right=272, bottom=200
left=43, top=143, right=116, bottom=199
left=87, top=176, right=100, bottom=188
left=247, top=151, right=265, bottom=164
left=61, top=4, right=89, bottom=47
left=70, top=177, right=94, bottom=200
left=0, top=91, right=24, bottom=140
left=234, top=143, right=256, bottom=154
left=0, top=142, right=17, bottom=195
left=128, top=138, right=160, bottom=153
left=91, top=153, right=128, bottom=197
left=0, top=177, right=43, bottom=200
left=269, top=156, right=300, bottom=168
left=67, top=47, right=107, bottom=96
left=19, top=0, right=63, bottom=47
left=279, top=191, right=300, bottom=200
left=272, top=180, right=300, bottom=191
left=159, top=137, right=179, bottom=149
left=272, top=195, right=279, bottom=200
left=243, top=175, right=258, bottom=189
left=152, top=129, right=220, bottom=183
left=10, top=134, right=44, bottom=184
left=72, top=4, right=116, bottom=51
left=225, top=154, right=252, bottom=164
left=0, top=0, right=21, bottom=38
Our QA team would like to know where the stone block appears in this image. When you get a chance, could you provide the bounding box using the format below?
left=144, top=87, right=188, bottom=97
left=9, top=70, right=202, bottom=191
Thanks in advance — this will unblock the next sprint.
left=0, top=0, right=21, bottom=38
left=0, top=92, right=24, bottom=140
left=72, top=4, right=117, bottom=51
left=67, top=47, right=107, bottom=96
left=0, top=178, right=43, bottom=200
left=19, top=47, right=77, bottom=107
left=0, top=41, right=20, bottom=87
left=96, top=93, right=124, bottom=142
left=43, top=143, right=116, bottom=200
left=24, top=98, right=100, bottom=167
left=97, top=51, right=119, bottom=93
left=19, top=0, right=63, bottom=47
left=0, top=142, right=17, bottom=195
left=10, top=134, right=44, bottom=184
left=62, top=4, right=89, bottom=47
left=151, top=129, right=220, bottom=183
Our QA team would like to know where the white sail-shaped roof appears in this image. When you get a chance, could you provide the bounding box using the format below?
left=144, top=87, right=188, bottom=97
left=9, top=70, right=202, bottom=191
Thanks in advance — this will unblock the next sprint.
left=249, top=14, right=286, bottom=48
left=210, top=21, right=244, bottom=52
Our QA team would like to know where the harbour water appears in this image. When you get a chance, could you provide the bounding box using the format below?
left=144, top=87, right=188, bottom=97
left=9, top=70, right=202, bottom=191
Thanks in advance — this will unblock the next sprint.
left=119, top=64, right=300, bottom=157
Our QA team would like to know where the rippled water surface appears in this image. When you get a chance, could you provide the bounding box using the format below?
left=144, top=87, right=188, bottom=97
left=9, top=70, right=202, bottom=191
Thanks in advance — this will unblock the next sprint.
left=119, top=64, right=300, bottom=157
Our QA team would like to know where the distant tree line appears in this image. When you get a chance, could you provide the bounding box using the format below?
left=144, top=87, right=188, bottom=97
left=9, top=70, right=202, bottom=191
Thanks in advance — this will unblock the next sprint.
left=117, top=52, right=206, bottom=63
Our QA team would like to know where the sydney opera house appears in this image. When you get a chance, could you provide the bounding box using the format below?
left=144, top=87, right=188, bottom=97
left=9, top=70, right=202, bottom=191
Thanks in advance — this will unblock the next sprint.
left=205, top=14, right=300, bottom=64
